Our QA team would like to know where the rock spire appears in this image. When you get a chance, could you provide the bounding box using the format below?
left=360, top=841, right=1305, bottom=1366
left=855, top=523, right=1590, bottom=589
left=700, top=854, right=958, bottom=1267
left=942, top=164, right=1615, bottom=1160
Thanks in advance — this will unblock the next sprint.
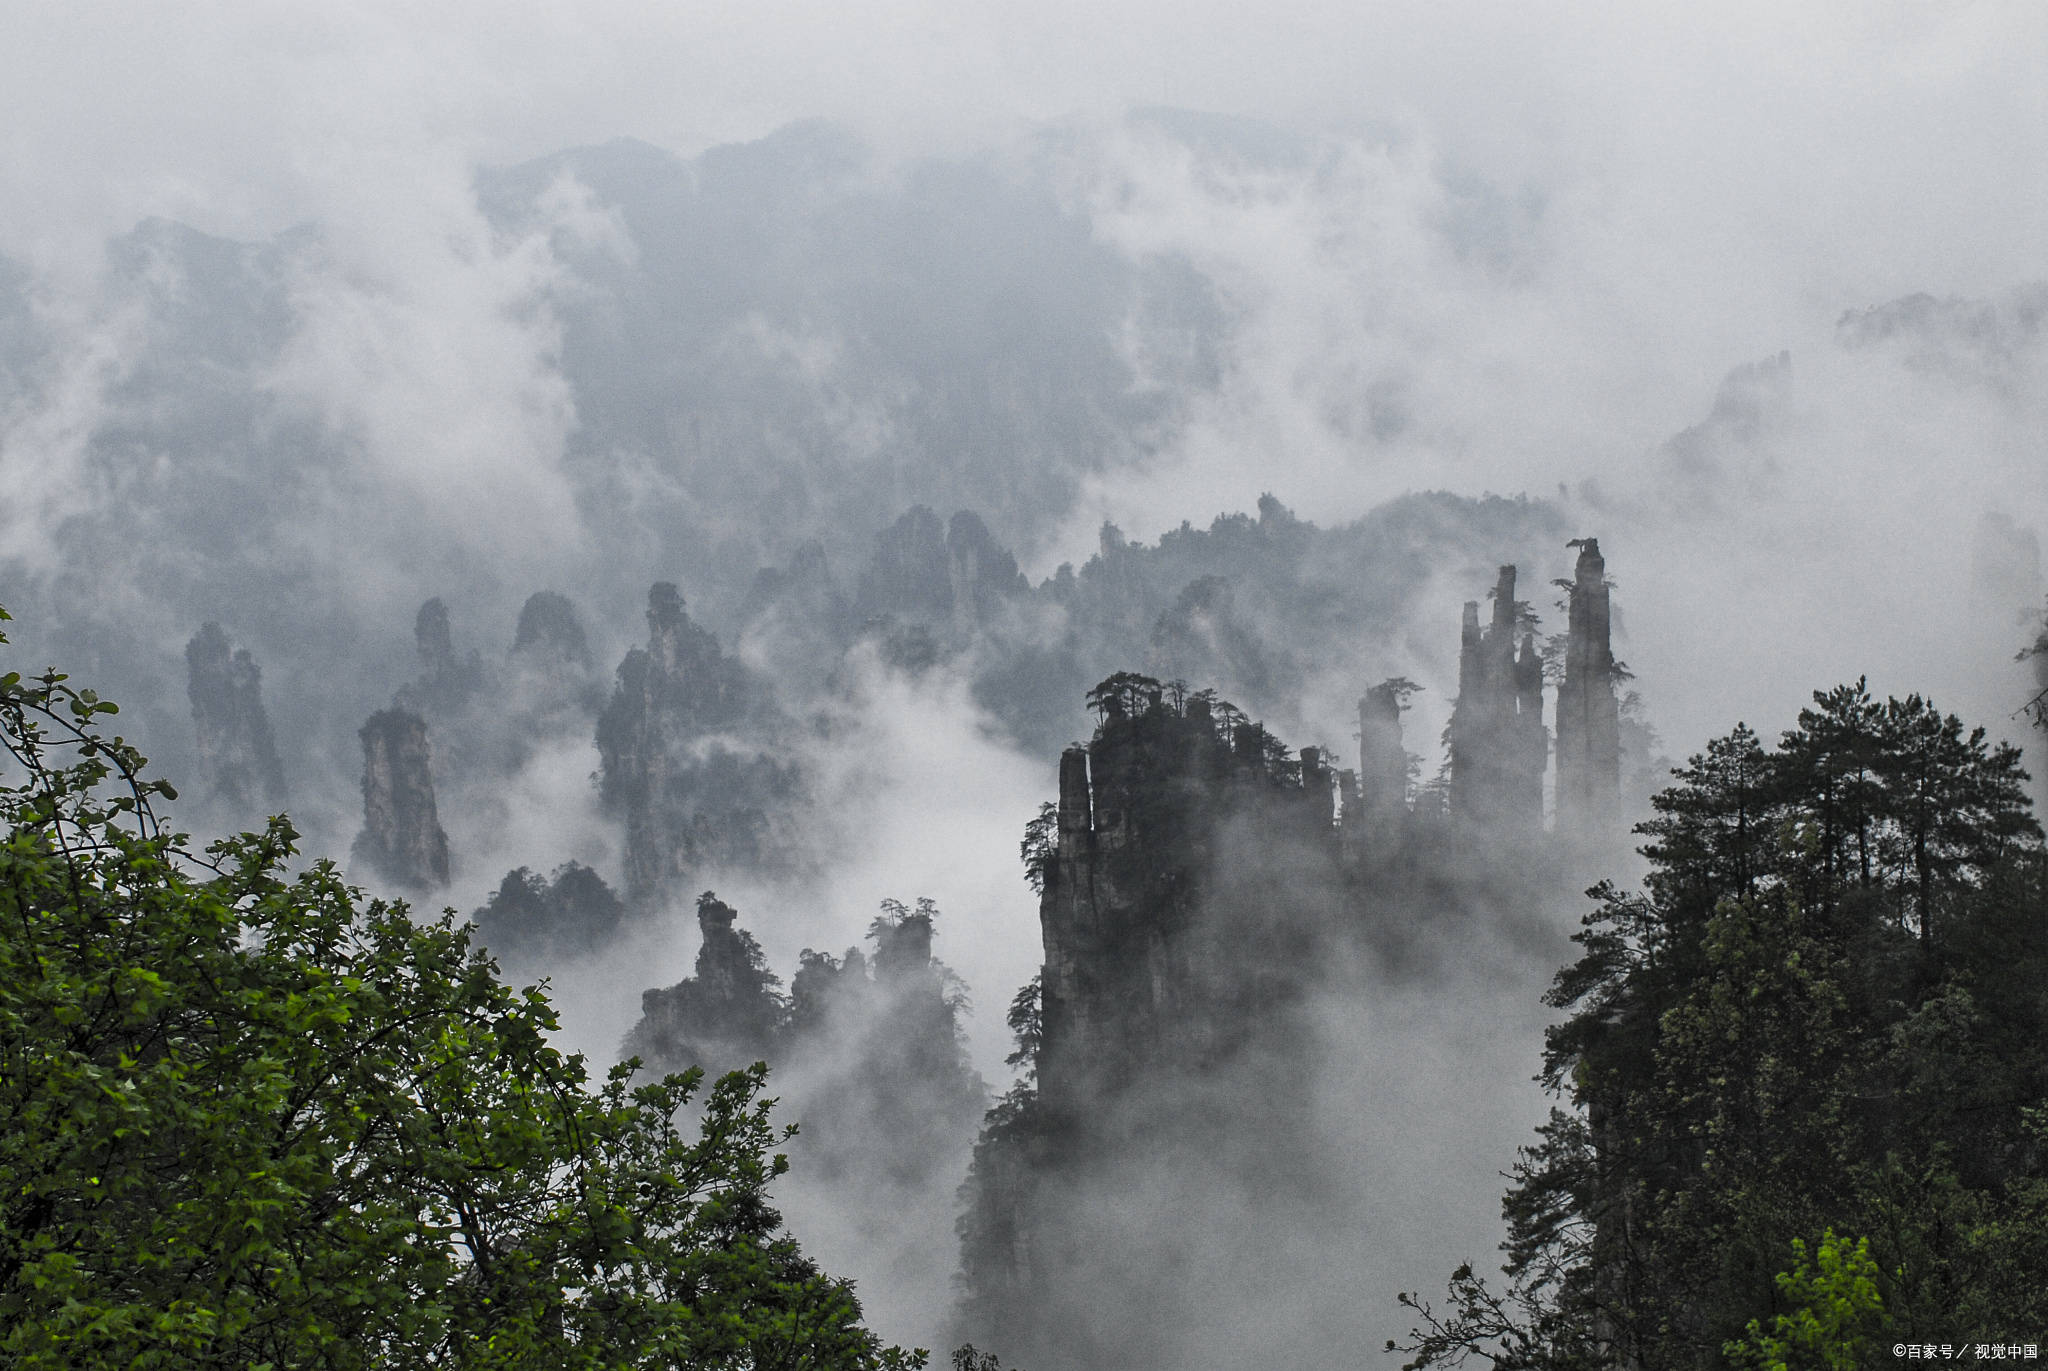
left=184, top=623, right=287, bottom=819
left=1448, top=565, right=1546, bottom=826
left=351, top=707, right=450, bottom=890
left=1555, top=537, right=1622, bottom=836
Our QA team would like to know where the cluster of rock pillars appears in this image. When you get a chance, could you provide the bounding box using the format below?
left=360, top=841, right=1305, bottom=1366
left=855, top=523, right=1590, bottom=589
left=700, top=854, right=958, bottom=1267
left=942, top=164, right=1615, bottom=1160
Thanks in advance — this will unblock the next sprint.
left=183, top=533, right=1626, bottom=1362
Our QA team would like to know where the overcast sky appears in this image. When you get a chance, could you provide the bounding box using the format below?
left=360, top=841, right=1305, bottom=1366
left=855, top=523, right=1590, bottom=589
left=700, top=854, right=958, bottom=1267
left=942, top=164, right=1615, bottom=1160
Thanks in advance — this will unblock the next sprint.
left=4, top=3, right=2042, bottom=286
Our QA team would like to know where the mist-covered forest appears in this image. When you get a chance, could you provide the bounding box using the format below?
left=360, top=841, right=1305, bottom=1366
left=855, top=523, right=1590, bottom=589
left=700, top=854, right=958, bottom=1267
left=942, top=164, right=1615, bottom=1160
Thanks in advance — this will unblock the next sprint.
left=3, top=8, right=2048, bottom=1367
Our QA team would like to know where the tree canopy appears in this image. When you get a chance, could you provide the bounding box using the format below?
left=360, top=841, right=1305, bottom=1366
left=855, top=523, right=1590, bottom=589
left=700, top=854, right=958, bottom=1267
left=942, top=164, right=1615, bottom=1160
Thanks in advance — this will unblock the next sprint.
left=0, top=609, right=923, bottom=1369
left=1394, top=680, right=2048, bottom=1369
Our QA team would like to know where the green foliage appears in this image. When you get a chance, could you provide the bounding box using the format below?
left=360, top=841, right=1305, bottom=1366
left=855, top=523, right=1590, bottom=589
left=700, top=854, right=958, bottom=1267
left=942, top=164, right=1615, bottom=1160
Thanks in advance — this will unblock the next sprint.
left=1003, top=975, right=1042, bottom=1073
left=951, top=982, right=1056, bottom=1353
left=1083, top=671, right=1165, bottom=723
left=1019, top=801, right=1057, bottom=896
left=1388, top=1260, right=1603, bottom=1370
left=0, top=615, right=924, bottom=1369
left=1393, top=681, right=2048, bottom=1369
left=2018, top=600, right=2048, bottom=731
left=870, top=896, right=939, bottom=955
left=1079, top=672, right=1301, bottom=786
left=1723, top=1232, right=1885, bottom=1371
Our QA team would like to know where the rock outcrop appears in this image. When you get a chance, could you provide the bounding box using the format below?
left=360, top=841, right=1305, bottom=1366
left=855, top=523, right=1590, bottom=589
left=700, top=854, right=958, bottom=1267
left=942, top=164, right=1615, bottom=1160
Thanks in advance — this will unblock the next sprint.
left=351, top=707, right=450, bottom=890
left=742, top=542, right=848, bottom=643
left=624, top=892, right=785, bottom=1074
left=1032, top=675, right=1338, bottom=1119
left=470, top=861, right=624, bottom=964
left=1146, top=575, right=1275, bottom=706
left=855, top=506, right=954, bottom=625
left=184, top=623, right=287, bottom=819
left=1555, top=538, right=1622, bottom=837
left=407, top=598, right=486, bottom=713
left=1356, top=677, right=1415, bottom=824
left=780, top=899, right=986, bottom=1187
left=1448, top=565, right=1546, bottom=827
left=509, top=590, right=590, bottom=670
left=596, top=583, right=795, bottom=908
left=945, top=509, right=1028, bottom=637
left=959, top=678, right=1359, bottom=1364
left=853, top=505, right=1026, bottom=641
left=623, top=892, right=985, bottom=1189
left=956, top=540, right=1640, bottom=1360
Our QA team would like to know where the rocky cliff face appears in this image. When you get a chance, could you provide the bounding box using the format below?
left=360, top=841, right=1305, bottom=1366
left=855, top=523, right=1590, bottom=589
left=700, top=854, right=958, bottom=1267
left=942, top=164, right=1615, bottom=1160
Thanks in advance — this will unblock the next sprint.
left=1355, top=676, right=1416, bottom=845
left=945, top=509, right=1028, bottom=638
left=351, top=707, right=450, bottom=890
left=782, top=900, right=986, bottom=1188
left=509, top=590, right=591, bottom=670
left=855, top=506, right=954, bottom=626
left=1448, top=565, right=1546, bottom=827
left=406, top=597, right=486, bottom=714
left=738, top=541, right=851, bottom=694
left=1145, top=575, right=1276, bottom=708
left=184, top=622, right=287, bottom=820
left=850, top=505, right=1028, bottom=644
left=958, top=549, right=1633, bottom=1362
left=624, top=891, right=786, bottom=1074
left=1034, top=678, right=1339, bottom=1118
left=1020, top=551, right=1634, bottom=1131
left=596, top=583, right=796, bottom=908
left=623, top=892, right=985, bottom=1187
left=1555, top=538, right=1623, bottom=837
left=960, top=677, right=1361, bottom=1365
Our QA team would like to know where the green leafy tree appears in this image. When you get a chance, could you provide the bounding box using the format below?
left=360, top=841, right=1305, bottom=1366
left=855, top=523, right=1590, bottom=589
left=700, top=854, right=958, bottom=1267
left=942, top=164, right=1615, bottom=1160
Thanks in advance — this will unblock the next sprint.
left=1392, top=682, right=2048, bottom=1369
left=0, top=609, right=924, bottom=1369
left=1723, top=1231, right=1885, bottom=1371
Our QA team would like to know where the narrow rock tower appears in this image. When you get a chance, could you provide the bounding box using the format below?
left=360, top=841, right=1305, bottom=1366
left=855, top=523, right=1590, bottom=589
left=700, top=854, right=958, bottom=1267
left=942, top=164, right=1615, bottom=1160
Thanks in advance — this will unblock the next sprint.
left=510, top=590, right=591, bottom=669
left=1448, top=566, right=1546, bottom=826
left=1555, top=538, right=1622, bottom=837
left=352, top=707, right=450, bottom=890
left=184, top=623, right=287, bottom=818
left=1351, top=676, right=1419, bottom=856
left=409, top=598, right=484, bottom=712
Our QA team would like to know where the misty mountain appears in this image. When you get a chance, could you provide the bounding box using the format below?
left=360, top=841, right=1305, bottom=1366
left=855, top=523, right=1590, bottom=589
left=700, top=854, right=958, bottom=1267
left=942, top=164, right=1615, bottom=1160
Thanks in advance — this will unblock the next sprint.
left=956, top=657, right=1597, bottom=1367
left=0, top=117, right=1222, bottom=831
left=1837, top=283, right=2048, bottom=388
left=4, top=71, right=2048, bottom=1362
left=475, top=123, right=1228, bottom=578
left=1, top=113, right=2037, bottom=847
left=737, top=487, right=1569, bottom=756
